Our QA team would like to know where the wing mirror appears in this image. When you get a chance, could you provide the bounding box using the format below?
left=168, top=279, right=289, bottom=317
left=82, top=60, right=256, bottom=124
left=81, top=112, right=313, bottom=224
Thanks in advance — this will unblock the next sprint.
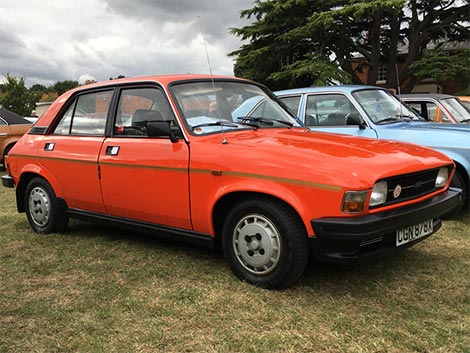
left=346, top=114, right=366, bottom=130
left=147, top=121, right=180, bottom=143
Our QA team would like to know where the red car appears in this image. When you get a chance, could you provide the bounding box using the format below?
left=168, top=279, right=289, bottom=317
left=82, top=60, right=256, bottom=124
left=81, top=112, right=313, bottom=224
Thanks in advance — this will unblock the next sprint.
left=2, top=75, right=460, bottom=288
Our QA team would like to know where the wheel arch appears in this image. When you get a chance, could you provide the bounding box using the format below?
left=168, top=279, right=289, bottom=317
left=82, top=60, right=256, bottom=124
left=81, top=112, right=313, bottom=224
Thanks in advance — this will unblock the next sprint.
left=16, top=169, right=64, bottom=213
left=453, top=161, right=469, bottom=199
left=212, top=191, right=308, bottom=245
left=1, top=142, right=16, bottom=163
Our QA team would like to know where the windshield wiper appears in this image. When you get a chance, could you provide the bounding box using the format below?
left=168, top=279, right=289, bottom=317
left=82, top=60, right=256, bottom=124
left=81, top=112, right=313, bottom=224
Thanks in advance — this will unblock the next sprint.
left=375, top=117, right=400, bottom=124
left=236, top=116, right=293, bottom=128
left=460, top=119, right=470, bottom=123
left=191, top=121, right=238, bottom=130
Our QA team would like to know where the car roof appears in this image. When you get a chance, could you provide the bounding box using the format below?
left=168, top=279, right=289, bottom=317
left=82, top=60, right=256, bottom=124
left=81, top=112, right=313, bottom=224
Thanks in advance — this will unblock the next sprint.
left=275, top=85, right=386, bottom=95
left=400, top=93, right=455, bottom=100
left=0, top=108, right=32, bottom=125
left=69, top=74, right=247, bottom=93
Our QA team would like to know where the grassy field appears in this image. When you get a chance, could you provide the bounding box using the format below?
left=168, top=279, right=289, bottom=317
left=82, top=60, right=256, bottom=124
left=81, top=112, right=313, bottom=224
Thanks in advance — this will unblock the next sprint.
left=0, top=176, right=469, bottom=353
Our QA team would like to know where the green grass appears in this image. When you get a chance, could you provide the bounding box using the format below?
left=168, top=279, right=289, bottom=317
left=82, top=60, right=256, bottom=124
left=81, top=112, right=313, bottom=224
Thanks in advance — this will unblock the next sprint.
left=0, top=177, right=469, bottom=353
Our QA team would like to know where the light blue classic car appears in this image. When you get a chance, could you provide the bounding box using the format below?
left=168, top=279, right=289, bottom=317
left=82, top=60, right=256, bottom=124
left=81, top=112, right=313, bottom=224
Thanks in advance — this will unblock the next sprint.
left=274, top=86, right=470, bottom=211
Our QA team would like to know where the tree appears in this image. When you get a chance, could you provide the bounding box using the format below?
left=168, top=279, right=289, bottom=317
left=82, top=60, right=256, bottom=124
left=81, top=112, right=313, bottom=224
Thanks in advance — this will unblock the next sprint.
left=0, top=74, right=40, bottom=116
left=409, top=48, right=470, bottom=94
left=52, top=80, right=79, bottom=96
left=230, top=0, right=470, bottom=91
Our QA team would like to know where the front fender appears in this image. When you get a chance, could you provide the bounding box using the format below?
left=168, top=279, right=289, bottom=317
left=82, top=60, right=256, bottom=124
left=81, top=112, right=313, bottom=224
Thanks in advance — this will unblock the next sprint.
left=190, top=175, right=344, bottom=236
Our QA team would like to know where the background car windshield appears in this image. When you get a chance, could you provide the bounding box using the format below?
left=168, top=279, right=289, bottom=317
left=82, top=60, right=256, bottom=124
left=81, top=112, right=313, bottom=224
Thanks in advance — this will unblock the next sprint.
left=441, top=98, right=470, bottom=123
left=171, top=81, right=300, bottom=134
left=353, top=89, right=421, bottom=123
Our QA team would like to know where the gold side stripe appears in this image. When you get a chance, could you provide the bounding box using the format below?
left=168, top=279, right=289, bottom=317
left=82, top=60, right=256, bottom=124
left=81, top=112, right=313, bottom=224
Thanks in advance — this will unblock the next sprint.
left=223, top=171, right=342, bottom=192
left=11, top=154, right=341, bottom=192
left=39, top=156, right=97, bottom=165
left=100, top=161, right=185, bottom=173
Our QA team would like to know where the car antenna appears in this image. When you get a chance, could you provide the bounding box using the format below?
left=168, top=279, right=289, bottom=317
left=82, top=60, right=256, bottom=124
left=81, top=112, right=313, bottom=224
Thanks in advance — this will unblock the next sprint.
left=199, top=17, right=228, bottom=144
left=396, top=64, right=404, bottom=119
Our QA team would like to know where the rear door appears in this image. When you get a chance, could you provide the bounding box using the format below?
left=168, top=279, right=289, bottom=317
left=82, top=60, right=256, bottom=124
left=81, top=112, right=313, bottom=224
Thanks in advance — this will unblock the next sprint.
left=99, top=85, right=191, bottom=229
left=37, top=89, right=113, bottom=213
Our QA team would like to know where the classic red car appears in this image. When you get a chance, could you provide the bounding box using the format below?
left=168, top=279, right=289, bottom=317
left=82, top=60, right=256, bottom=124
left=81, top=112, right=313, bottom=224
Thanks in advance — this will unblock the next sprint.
left=2, top=75, right=460, bottom=288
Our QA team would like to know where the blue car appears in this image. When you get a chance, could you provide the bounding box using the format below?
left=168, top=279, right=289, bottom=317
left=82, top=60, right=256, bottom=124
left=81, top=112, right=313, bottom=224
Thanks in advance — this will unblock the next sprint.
left=275, top=86, right=470, bottom=211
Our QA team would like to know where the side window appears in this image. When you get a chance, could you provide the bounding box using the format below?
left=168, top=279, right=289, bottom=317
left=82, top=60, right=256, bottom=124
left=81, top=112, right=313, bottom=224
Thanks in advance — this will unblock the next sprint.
left=279, top=95, right=301, bottom=117
left=305, top=94, right=361, bottom=126
left=0, top=118, right=7, bottom=126
left=114, top=87, right=175, bottom=137
left=405, top=102, right=426, bottom=119
left=52, top=90, right=113, bottom=136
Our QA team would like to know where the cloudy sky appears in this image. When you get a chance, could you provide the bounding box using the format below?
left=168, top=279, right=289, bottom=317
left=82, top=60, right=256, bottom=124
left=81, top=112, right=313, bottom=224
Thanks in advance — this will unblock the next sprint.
left=0, top=0, right=255, bottom=87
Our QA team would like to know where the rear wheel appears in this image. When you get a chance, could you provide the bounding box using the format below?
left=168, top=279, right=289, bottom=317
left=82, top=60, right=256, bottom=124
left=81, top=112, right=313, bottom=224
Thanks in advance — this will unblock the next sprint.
left=222, top=197, right=309, bottom=289
left=25, top=177, right=68, bottom=234
left=1, top=144, right=14, bottom=171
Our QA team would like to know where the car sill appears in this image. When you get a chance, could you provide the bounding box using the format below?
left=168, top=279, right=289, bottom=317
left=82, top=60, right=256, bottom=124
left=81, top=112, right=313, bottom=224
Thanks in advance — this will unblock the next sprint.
left=66, top=208, right=214, bottom=248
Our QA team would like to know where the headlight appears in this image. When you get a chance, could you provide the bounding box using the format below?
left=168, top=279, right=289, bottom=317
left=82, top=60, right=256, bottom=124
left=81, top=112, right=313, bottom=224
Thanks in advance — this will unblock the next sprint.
left=342, top=191, right=368, bottom=213
left=435, top=167, right=449, bottom=188
left=370, top=181, right=388, bottom=207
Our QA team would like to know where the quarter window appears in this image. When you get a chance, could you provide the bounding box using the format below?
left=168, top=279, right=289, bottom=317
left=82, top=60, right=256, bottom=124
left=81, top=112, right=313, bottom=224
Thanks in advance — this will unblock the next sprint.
left=52, top=90, right=113, bottom=136
left=279, top=95, right=301, bottom=116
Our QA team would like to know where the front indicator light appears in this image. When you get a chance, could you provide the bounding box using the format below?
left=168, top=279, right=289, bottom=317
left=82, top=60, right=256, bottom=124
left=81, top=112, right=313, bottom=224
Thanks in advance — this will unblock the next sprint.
left=435, top=167, right=449, bottom=188
left=370, top=181, right=388, bottom=207
left=342, top=191, right=367, bottom=213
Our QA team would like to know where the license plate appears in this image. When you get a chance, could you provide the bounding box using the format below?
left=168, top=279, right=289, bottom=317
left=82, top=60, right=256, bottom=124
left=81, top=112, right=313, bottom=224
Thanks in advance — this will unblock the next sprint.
left=396, top=219, right=433, bottom=246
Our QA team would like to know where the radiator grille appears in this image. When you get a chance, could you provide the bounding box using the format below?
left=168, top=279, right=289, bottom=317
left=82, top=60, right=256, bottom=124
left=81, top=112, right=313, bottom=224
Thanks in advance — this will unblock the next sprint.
left=370, top=165, right=453, bottom=209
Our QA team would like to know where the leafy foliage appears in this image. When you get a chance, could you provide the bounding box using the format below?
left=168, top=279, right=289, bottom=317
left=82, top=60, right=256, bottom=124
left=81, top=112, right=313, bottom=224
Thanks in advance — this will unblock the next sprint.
left=409, top=48, right=470, bottom=95
left=52, top=80, right=79, bottom=96
left=0, top=74, right=40, bottom=116
left=230, top=0, right=470, bottom=91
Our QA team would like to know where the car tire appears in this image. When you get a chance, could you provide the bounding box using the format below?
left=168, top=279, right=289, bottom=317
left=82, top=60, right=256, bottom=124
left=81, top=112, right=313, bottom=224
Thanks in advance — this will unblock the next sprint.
left=222, top=197, right=309, bottom=289
left=1, top=144, right=14, bottom=171
left=25, top=177, right=69, bottom=234
left=449, top=170, right=468, bottom=214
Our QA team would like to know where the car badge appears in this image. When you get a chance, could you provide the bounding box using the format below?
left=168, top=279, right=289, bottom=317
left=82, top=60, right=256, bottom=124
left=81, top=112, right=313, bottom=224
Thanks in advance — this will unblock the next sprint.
left=393, top=185, right=402, bottom=198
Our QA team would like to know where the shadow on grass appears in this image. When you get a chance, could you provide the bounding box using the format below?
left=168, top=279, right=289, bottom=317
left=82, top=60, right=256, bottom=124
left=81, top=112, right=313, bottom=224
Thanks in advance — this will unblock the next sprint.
left=57, top=218, right=452, bottom=295
left=63, top=219, right=224, bottom=262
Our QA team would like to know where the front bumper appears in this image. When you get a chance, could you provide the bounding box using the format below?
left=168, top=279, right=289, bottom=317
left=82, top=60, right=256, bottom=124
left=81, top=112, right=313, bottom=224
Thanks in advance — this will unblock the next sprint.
left=1, top=174, right=14, bottom=188
left=310, top=188, right=461, bottom=263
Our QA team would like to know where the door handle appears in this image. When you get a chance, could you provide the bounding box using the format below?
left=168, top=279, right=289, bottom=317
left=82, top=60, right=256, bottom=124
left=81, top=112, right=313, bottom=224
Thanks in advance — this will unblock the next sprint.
left=44, top=142, right=55, bottom=151
left=105, top=146, right=120, bottom=156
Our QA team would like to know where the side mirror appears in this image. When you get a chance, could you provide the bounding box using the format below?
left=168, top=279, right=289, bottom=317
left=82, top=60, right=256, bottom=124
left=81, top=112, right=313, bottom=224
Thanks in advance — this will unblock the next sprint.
left=346, top=114, right=366, bottom=130
left=147, top=121, right=179, bottom=143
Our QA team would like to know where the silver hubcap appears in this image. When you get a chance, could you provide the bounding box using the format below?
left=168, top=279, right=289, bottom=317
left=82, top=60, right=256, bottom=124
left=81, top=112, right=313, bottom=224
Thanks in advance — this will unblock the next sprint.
left=232, top=214, right=282, bottom=275
left=28, top=187, right=51, bottom=227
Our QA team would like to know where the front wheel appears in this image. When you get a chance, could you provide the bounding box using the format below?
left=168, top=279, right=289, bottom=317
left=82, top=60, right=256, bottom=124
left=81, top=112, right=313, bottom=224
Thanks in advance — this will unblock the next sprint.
left=222, top=198, right=309, bottom=289
left=449, top=170, right=468, bottom=213
left=25, top=177, right=68, bottom=234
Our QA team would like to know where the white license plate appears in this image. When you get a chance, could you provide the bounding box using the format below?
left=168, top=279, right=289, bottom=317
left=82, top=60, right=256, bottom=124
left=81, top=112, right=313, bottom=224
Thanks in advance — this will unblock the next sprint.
left=396, top=219, right=434, bottom=246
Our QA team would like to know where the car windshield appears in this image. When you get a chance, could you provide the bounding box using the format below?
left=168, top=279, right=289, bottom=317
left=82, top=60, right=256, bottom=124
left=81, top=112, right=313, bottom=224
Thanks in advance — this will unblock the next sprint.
left=460, top=99, right=470, bottom=114
left=441, top=98, right=470, bottom=123
left=171, top=81, right=300, bottom=135
left=352, top=89, right=422, bottom=124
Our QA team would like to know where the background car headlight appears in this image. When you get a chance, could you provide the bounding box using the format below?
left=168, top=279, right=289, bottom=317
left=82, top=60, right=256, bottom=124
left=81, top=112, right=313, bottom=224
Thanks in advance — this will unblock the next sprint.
left=435, top=167, right=449, bottom=188
left=370, top=181, right=388, bottom=207
left=342, top=191, right=368, bottom=213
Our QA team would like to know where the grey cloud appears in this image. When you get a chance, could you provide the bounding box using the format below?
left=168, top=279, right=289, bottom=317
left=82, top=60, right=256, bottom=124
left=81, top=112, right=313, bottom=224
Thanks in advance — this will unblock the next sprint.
left=1, top=0, right=254, bottom=86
